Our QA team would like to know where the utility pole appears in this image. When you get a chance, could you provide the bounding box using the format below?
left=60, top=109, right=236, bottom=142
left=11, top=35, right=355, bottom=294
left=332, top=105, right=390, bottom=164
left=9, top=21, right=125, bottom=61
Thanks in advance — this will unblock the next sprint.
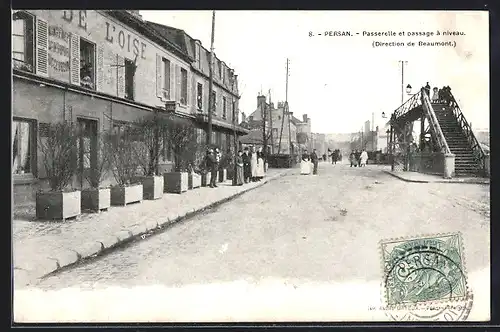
left=262, top=94, right=267, bottom=154
left=399, top=60, right=408, bottom=170
left=207, top=10, right=215, bottom=146
left=277, top=58, right=289, bottom=154
left=268, top=89, right=274, bottom=154
left=286, top=59, right=292, bottom=156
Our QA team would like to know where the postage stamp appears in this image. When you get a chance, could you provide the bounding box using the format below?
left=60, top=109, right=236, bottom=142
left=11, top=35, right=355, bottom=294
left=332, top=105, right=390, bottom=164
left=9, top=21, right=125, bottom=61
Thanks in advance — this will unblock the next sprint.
left=380, top=232, right=474, bottom=321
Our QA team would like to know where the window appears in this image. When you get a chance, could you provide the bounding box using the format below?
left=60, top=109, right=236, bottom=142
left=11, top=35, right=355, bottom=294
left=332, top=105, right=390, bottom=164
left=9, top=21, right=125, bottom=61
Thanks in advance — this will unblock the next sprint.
left=222, top=96, right=227, bottom=119
left=232, top=101, right=236, bottom=121
left=124, top=58, right=135, bottom=100
left=197, top=83, right=203, bottom=111
left=80, top=38, right=95, bottom=89
left=12, top=119, right=34, bottom=175
left=180, top=68, right=188, bottom=105
left=162, top=57, right=170, bottom=99
left=12, top=11, right=34, bottom=72
left=211, top=91, right=216, bottom=115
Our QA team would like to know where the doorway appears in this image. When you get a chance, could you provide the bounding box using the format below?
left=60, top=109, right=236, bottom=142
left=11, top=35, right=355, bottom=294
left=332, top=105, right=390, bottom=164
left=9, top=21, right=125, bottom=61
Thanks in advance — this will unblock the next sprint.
left=77, top=118, right=98, bottom=189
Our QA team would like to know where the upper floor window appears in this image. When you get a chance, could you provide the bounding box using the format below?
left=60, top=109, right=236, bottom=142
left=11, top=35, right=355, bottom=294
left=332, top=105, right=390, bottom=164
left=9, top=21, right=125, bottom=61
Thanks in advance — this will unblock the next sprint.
left=80, top=38, right=95, bottom=89
left=197, top=83, right=203, bottom=111
left=12, top=11, right=34, bottom=72
left=162, top=57, right=170, bottom=99
left=211, top=91, right=217, bottom=115
left=180, top=68, right=188, bottom=105
left=222, top=96, right=227, bottom=119
left=124, top=58, right=135, bottom=101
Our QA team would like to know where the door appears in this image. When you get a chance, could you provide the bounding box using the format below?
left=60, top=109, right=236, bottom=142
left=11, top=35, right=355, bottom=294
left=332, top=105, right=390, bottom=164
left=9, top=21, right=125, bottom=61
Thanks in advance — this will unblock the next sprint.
left=77, top=118, right=98, bottom=188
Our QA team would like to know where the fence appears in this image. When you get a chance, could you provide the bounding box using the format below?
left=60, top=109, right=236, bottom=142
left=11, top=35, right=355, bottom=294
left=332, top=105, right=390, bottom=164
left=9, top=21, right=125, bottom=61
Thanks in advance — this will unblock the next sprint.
left=408, top=152, right=444, bottom=176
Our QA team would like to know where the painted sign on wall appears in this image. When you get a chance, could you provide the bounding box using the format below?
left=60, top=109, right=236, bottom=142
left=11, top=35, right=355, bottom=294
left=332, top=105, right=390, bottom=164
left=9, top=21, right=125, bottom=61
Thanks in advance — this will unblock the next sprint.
left=48, top=24, right=71, bottom=82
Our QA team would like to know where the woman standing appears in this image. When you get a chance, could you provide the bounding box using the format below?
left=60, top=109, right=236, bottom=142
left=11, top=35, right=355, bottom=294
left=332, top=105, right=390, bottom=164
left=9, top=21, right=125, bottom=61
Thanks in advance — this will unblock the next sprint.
left=360, top=149, right=368, bottom=167
left=256, top=147, right=265, bottom=180
left=301, top=149, right=311, bottom=175
left=250, top=146, right=258, bottom=182
left=235, top=150, right=244, bottom=186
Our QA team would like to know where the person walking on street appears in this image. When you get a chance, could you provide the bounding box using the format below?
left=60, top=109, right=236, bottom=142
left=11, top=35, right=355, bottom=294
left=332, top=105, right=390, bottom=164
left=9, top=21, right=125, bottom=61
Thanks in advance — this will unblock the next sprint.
left=349, top=150, right=356, bottom=167
left=235, top=150, right=244, bottom=186
left=424, top=82, right=431, bottom=98
left=311, top=149, right=319, bottom=175
left=206, top=149, right=218, bottom=188
left=360, top=149, right=368, bottom=167
left=250, top=146, right=258, bottom=182
left=242, top=147, right=251, bottom=183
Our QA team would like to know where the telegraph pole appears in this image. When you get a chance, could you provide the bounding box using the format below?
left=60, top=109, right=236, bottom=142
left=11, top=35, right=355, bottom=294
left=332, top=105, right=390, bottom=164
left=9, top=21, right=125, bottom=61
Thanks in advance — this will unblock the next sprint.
left=286, top=59, right=292, bottom=155
left=268, top=89, right=274, bottom=154
left=277, top=58, right=289, bottom=154
left=207, top=10, right=216, bottom=146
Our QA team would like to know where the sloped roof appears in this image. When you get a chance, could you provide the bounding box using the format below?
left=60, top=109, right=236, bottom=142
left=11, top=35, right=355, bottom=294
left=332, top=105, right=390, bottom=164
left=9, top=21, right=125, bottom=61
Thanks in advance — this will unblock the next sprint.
left=239, top=129, right=265, bottom=144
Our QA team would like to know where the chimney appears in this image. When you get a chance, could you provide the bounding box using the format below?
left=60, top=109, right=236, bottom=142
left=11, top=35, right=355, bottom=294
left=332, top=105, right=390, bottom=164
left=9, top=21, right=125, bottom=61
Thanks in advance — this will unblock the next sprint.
left=257, top=95, right=266, bottom=109
left=303, top=114, right=308, bottom=122
left=241, top=112, right=247, bottom=123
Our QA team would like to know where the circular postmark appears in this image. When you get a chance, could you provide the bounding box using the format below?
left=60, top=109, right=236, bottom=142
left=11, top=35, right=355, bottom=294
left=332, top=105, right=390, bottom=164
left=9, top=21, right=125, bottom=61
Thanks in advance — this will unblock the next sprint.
left=382, top=236, right=474, bottom=321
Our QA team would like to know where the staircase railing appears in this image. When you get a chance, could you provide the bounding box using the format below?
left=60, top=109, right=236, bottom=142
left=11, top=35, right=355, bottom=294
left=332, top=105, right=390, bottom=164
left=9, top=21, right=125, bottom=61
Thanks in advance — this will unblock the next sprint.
left=393, top=90, right=422, bottom=120
left=447, top=91, right=486, bottom=172
left=420, top=88, right=451, bottom=155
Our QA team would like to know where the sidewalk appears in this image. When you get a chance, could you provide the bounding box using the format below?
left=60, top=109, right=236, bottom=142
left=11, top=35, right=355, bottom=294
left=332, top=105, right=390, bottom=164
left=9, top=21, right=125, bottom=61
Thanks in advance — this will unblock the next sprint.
left=13, top=168, right=292, bottom=288
left=383, top=169, right=490, bottom=184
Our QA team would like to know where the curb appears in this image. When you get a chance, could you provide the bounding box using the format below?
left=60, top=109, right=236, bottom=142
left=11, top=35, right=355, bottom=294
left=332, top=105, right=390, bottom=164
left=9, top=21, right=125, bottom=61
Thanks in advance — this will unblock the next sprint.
left=36, top=170, right=290, bottom=281
left=383, top=170, right=490, bottom=185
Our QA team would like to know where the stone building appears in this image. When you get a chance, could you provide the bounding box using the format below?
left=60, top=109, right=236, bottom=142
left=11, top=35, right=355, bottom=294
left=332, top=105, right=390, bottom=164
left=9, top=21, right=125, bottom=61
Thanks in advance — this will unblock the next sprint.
left=12, top=10, right=248, bottom=196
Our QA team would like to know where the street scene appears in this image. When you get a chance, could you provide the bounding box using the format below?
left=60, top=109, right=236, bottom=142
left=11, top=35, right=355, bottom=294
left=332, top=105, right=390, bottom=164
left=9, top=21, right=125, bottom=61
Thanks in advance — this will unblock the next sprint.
left=12, top=10, right=489, bottom=323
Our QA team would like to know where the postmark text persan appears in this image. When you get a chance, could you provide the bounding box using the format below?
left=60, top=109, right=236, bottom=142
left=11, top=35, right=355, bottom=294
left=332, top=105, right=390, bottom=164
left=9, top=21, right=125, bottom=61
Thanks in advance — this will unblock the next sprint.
left=380, top=232, right=473, bottom=321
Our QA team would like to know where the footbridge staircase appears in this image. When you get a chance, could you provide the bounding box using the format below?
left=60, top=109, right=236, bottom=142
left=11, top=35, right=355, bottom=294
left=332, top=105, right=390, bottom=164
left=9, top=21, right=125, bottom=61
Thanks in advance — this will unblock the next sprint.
left=387, top=87, right=489, bottom=178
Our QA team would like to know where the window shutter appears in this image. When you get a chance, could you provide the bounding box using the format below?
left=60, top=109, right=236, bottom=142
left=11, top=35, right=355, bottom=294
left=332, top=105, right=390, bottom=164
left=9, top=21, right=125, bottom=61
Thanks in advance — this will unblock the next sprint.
left=96, top=44, right=104, bottom=91
left=169, top=61, right=175, bottom=101
left=175, top=64, right=181, bottom=102
left=70, top=34, right=80, bottom=85
left=186, top=69, right=191, bottom=106
left=156, top=54, right=162, bottom=98
left=117, top=55, right=125, bottom=98
left=35, top=18, right=48, bottom=77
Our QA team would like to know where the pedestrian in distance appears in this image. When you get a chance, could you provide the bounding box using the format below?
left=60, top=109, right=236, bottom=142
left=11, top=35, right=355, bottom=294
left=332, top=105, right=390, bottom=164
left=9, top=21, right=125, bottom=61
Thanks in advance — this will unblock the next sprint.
left=242, top=147, right=251, bottom=183
left=431, top=87, right=439, bottom=104
left=349, top=150, right=356, bottom=167
left=424, top=82, right=431, bottom=98
left=322, top=153, right=327, bottom=162
left=235, top=150, right=244, bottom=186
left=311, top=149, right=319, bottom=175
left=250, top=146, right=258, bottom=182
left=206, top=149, right=218, bottom=188
left=360, top=149, right=368, bottom=167
left=300, top=149, right=311, bottom=175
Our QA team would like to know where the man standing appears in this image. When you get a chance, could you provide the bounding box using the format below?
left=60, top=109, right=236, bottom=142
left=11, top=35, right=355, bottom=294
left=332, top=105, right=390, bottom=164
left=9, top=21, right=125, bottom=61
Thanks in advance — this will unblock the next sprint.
left=206, top=148, right=218, bottom=188
left=424, top=82, right=431, bottom=98
left=242, top=147, right=251, bottom=183
left=311, top=149, right=319, bottom=175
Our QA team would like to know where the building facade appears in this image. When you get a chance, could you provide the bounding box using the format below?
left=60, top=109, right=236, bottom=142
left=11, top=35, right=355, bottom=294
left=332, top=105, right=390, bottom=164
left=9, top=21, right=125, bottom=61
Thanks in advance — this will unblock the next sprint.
left=12, top=10, right=248, bottom=194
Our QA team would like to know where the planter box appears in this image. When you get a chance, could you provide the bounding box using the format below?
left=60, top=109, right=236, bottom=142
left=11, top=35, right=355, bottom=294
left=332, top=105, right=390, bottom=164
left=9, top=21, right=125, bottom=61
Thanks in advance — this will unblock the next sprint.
left=218, top=168, right=227, bottom=183
left=81, top=188, right=111, bottom=212
left=36, top=190, right=81, bottom=221
left=140, top=175, right=164, bottom=200
left=201, top=172, right=211, bottom=187
left=164, top=172, right=188, bottom=194
left=110, top=184, right=143, bottom=206
left=188, top=173, right=202, bottom=189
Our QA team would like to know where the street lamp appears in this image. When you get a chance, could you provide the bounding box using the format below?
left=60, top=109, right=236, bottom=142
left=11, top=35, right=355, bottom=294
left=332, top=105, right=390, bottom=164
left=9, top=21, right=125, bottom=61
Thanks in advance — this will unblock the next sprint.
left=406, top=84, right=412, bottom=94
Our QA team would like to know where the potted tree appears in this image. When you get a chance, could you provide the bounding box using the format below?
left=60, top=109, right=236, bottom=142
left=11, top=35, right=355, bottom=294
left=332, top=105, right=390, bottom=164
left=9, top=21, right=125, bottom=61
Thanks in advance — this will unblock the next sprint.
left=36, top=121, right=81, bottom=221
left=163, top=119, right=195, bottom=194
left=80, top=131, right=111, bottom=212
left=133, top=113, right=165, bottom=200
left=108, top=126, right=143, bottom=206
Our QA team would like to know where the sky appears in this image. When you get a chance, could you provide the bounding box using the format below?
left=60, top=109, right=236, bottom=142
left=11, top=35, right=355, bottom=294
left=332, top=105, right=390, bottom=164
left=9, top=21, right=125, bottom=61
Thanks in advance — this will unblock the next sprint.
left=141, top=11, right=489, bottom=134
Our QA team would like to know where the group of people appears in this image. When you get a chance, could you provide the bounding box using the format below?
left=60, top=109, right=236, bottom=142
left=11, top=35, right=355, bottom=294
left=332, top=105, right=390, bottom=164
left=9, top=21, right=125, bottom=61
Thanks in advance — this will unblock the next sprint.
left=328, top=149, right=342, bottom=164
left=205, top=146, right=267, bottom=188
left=300, top=149, right=320, bottom=175
left=424, top=82, right=453, bottom=105
left=349, top=149, right=368, bottom=167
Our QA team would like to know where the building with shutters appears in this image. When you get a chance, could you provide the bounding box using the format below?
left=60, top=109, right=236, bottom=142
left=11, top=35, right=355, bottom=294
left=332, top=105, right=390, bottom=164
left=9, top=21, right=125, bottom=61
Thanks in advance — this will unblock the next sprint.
left=146, top=21, right=244, bottom=154
left=12, top=10, right=248, bottom=196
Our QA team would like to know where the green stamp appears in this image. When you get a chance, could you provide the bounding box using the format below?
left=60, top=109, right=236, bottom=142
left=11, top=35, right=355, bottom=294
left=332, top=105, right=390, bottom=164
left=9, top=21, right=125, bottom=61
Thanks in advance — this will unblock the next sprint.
left=381, top=232, right=468, bottom=306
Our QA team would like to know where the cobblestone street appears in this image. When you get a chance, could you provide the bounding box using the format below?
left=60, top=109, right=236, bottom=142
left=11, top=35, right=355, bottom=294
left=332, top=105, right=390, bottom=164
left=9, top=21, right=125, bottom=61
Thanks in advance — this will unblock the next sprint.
left=15, top=162, right=490, bottom=322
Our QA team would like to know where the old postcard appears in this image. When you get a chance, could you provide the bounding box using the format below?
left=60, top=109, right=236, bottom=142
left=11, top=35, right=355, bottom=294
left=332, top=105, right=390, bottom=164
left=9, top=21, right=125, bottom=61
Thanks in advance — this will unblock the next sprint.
left=12, top=10, right=490, bottom=322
